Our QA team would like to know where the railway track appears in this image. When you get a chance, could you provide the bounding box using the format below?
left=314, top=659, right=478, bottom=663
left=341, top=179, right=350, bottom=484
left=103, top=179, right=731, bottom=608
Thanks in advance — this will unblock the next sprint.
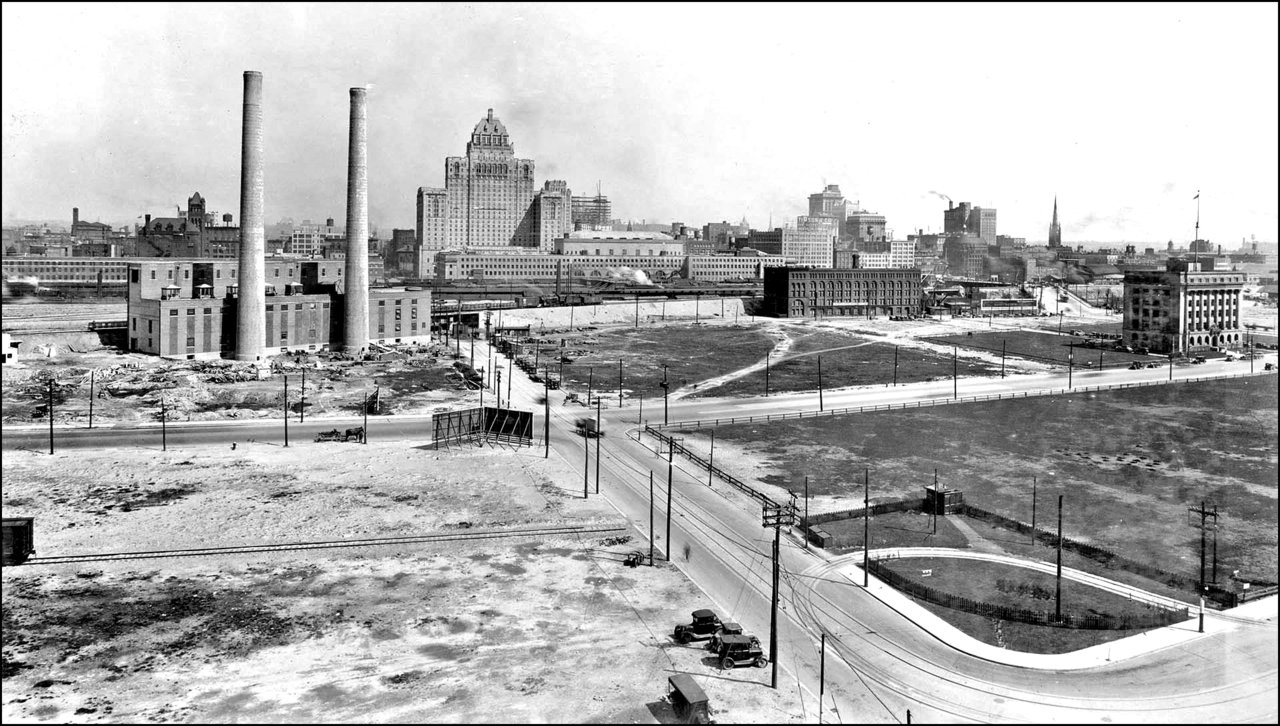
left=21, top=522, right=628, bottom=566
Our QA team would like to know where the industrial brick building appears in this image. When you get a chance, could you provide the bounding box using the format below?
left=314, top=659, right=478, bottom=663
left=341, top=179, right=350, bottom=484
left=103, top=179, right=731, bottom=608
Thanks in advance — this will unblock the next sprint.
left=1122, top=258, right=1245, bottom=354
left=763, top=266, right=923, bottom=317
left=125, top=259, right=430, bottom=359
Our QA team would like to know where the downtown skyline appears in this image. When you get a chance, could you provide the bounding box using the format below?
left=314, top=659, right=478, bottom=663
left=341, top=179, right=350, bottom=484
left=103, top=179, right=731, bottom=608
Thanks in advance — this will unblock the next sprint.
left=2, top=2, right=1277, bottom=247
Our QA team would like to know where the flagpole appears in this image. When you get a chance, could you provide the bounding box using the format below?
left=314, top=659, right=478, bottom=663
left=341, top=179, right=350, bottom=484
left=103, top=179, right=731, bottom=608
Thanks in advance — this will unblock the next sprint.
left=1193, top=190, right=1200, bottom=263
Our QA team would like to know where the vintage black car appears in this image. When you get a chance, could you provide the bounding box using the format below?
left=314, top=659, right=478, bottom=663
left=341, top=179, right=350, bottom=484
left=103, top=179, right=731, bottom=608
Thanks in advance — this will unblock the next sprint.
left=705, top=621, right=759, bottom=652
left=717, top=634, right=767, bottom=670
left=674, top=609, right=722, bottom=644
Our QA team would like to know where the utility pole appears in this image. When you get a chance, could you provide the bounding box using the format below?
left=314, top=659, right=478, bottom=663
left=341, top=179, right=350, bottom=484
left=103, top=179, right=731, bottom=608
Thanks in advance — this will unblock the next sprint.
left=804, top=475, right=809, bottom=550
left=1031, top=476, right=1037, bottom=544
left=770, top=521, right=780, bottom=689
left=507, top=356, right=512, bottom=404
left=1068, top=342, right=1075, bottom=389
left=817, top=355, right=824, bottom=411
left=582, top=411, right=590, bottom=499
left=638, top=390, right=643, bottom=425
left=695, top=292, right=700, bottom=324
left=543, top=373, right=550, bottom=459
left=666, top=437, right=674, bottom=561
left=1189, top=501, right=1219, bottom=594
left=300, top=365, right=306, bottom=423
left=661, top=364, right=669, bottom=425
left=932, top=469, right=938, bottom=535
left=819, top=632, right=826, bottom=724
left=160, top=394, right=167, bottom=452
left=587, top=366, right=593, bottom=408
left=594, top=398, right=601, bottom=495
left=708, top=430, right=715, bottom=487
left=765, top=352, right=770, bottom=397
left=893, top=346, right=899, bottom=387
left=1000, top=340, right=1007, bottom=379
left=283, top=376, right=289, bottom=447
left=47, top=378, right=54, bottom=455
left=863, top=468, right=869, bottom=587
left=363, top=391, right=369, bottom=444
left=618, top=358, right=623, bottom=408
left=649, top=471, right=655, bottom=566
left=1055, top=494, right=1064, bottom=622
left=469, top=329, right=474, bottom=368
left=1168, top=352, right=1174, bottom=381
left=88, top=370, right=94, bottom=429
left=952, top=346, right=958, bottom=400
left=761, top=501, right=787, bottom=690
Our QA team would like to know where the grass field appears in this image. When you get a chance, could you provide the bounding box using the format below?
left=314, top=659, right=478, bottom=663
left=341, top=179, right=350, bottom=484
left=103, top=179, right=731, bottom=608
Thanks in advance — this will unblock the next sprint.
left=926, top=330, right=1158, bottom=369
left=686, top=375, right=1279, bottom=585
left=699, top=329, right=1003, bottom=398
left=531, top=324, right=774, bottom=402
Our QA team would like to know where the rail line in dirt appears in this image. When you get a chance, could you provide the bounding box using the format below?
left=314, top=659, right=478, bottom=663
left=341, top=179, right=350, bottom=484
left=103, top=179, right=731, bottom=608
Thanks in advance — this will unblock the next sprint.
left=20, top=522, right=628, bottom=566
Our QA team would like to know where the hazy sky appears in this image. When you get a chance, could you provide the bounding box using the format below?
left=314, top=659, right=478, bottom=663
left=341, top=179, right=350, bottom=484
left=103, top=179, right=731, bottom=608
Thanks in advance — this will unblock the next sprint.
left=3, top=2, right=1277, bottom=246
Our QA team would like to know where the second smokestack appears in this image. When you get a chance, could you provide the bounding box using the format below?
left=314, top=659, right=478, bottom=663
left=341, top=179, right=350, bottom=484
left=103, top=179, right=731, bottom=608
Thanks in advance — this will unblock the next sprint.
left=343, top=87, right=369, bottom=355
left=236, top=70, right=266, bottom=362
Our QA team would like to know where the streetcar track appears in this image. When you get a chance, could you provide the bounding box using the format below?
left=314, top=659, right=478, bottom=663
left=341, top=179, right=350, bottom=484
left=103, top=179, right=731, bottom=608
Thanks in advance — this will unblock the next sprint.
left=22, top=523, right=627, bottom=566
left=788, top=558, right=1277, bottom=720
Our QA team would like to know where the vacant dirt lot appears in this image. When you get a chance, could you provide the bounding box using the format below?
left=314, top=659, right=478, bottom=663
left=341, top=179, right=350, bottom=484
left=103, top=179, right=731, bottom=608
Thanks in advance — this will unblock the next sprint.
left=2, top=442, right=805, bottom=723
left=678, top=375, right=1280, bottom=584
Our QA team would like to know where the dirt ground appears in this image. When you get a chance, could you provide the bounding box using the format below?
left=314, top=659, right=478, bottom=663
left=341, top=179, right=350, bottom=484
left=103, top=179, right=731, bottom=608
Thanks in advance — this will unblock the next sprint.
left=1, top=342, right=480, bottom=427
left=2, top=442, right=806, bottom=724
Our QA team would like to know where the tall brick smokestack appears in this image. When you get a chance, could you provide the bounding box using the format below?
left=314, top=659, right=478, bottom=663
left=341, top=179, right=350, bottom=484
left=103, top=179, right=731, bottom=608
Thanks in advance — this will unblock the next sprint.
left=236, top=71, right=266, bottom=362
left=343, top=87, right=369, bottom=355
left=73, top=208, right=79, bottom=227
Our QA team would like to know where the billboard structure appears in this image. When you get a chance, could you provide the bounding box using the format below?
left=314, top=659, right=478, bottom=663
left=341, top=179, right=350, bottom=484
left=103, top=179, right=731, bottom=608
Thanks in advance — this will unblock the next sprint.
left=433, top=406, right=533, bottom=448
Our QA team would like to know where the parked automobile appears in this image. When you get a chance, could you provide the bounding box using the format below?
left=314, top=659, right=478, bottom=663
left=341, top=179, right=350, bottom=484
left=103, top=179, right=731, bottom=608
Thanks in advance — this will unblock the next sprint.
left=667, top=674, right=710, bottom=725
left=1128, top=362, right=1144, bottom=370
left=716, top=634, right=767, bottom=670
left=706, top=622, right=761, bottom=652
left=674, top=609, right=723, bottom=644
left=1146, top=362, right=1160, bottom=369
left=1192, top=357, right=1207, bottom=364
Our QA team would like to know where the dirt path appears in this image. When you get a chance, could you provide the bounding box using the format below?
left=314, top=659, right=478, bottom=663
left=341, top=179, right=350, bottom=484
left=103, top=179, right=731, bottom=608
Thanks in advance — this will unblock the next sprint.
left=668, top=325, right=793, bottom=400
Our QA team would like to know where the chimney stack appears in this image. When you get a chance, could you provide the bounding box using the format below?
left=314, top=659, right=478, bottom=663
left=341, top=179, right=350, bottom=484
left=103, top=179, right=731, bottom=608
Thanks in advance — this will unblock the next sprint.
left=236, top=71, right=266, bottom=362
left=73, top=208, right=79, bottom=227
left=343, top=87, right=369, bottom=355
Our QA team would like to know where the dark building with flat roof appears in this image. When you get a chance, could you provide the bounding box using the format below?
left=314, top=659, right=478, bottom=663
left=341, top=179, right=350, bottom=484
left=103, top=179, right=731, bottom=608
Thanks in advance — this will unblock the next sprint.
left=763, top=266, right=922, bottom=318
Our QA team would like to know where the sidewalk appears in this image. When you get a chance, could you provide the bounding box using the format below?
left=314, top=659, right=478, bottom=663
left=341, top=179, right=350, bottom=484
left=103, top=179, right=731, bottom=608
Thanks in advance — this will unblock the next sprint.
left=826, top=549, right=1261, bottom=671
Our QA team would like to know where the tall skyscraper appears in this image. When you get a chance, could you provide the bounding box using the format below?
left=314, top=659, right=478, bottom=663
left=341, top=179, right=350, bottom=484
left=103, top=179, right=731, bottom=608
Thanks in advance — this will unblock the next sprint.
left=808, top=184, right=848, bottom=238
left=444, top=109, right=537, bottom=248
left=1048, top=196, right=1062, bottom=248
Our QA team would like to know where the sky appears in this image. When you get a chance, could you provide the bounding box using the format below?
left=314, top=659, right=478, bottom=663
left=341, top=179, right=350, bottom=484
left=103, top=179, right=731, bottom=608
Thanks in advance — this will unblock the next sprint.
left=2, top=2, right=1277, bottom=247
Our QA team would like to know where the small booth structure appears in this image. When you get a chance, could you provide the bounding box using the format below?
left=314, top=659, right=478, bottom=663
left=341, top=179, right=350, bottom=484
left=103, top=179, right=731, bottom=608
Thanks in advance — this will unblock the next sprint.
left=2, top=517, right=34, bottom=566
left=667, top=673, right=709, bottom=724
left=925, top=485, right=964, bottom=515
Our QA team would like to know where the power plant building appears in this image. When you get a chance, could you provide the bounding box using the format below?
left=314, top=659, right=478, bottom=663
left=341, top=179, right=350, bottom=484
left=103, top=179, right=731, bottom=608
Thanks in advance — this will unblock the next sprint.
left=125, top=259, right=430, bottom=359
left=1122, top=258, right=1245, bottom=354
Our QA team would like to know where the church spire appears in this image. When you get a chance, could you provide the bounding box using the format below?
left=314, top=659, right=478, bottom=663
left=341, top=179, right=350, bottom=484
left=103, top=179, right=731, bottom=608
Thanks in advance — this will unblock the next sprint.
left=1048, top=196, right=1062, bottom=248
